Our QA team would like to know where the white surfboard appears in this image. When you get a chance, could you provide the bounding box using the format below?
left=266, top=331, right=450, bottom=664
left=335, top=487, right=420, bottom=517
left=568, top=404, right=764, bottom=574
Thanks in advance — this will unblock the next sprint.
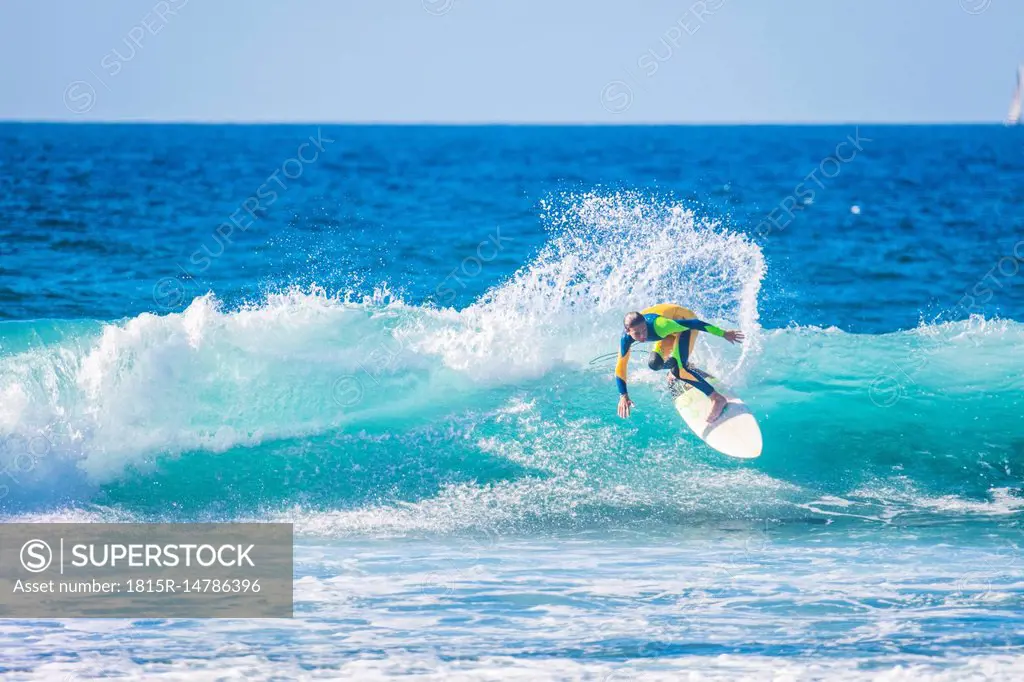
left=673, top=380, right=762, bottom=459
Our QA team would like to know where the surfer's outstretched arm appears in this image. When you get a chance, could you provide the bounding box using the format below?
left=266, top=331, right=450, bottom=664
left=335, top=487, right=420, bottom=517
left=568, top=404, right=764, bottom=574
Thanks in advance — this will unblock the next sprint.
left=615, top=333, right=635, bottom=418
left=655, top=317, right=738, bottom=339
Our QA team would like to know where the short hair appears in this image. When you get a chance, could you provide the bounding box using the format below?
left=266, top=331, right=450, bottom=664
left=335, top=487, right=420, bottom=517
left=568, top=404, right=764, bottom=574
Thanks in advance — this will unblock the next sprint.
left=623, top=311, right=645, bottom=329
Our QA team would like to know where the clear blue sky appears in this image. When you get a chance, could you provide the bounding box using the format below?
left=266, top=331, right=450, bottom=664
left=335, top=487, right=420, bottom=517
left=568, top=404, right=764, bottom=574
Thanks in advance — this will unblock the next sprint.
left=2, top=0, right=1021, bottom=123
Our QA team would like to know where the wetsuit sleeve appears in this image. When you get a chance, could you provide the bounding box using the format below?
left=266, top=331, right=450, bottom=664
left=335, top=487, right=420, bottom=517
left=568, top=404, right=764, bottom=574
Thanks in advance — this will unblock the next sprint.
left=615, top=333, right=633, bottom=395
left=653, top=317, right=726, bottom=338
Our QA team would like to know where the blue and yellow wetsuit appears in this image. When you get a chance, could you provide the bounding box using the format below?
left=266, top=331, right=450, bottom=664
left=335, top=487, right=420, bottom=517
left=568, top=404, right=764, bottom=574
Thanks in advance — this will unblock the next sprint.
left=615, top=303, right=725, bottom=397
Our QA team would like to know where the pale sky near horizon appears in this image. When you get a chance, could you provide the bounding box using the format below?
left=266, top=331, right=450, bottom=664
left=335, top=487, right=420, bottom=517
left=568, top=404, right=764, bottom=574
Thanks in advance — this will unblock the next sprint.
left=1, top=0, right=1021, bottom=123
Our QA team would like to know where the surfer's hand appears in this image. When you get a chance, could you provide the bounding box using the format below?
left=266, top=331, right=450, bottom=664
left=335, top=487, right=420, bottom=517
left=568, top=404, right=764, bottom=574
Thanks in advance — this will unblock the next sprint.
left=724, top=330, right=744, bottom=344
left=617, top=394, right=634, bottom=418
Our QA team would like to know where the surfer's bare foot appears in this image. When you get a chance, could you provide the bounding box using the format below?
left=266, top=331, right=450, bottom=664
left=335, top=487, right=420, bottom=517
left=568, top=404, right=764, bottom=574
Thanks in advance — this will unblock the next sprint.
left=707, top=392, right=728, bottom=423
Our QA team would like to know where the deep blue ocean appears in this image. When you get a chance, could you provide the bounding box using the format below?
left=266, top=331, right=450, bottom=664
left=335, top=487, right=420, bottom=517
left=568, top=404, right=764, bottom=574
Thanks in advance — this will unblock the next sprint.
left=1, top=124, right=1022, bottom=680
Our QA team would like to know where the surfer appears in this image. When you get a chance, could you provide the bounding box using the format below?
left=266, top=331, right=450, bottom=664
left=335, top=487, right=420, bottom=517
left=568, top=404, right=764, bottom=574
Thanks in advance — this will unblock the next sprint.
left=615, top=303, right=744, bottom=422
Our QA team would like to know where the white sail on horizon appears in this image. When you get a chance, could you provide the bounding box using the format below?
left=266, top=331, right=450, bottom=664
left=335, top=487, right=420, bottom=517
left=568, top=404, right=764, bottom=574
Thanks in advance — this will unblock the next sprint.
left=1008, top=64, right=1023, bottom=125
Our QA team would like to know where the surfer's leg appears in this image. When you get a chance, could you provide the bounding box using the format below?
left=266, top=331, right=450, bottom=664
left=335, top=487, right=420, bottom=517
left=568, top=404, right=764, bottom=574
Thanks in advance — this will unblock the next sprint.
left=649, top=334, right=677, bottom=372
left=663, top=322, right=727, bottom=422
left=674, top=335, right=727, bottom=422
left=668, top=364, right=716, bottom=397
left=666, top=331, right=705, bottom=388
left=667, top=330, right=721, bottom=416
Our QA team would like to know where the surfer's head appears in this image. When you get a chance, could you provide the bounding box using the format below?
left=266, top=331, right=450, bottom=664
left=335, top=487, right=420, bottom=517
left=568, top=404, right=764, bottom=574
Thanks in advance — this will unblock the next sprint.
left=623, top=312, right=647, bottom=341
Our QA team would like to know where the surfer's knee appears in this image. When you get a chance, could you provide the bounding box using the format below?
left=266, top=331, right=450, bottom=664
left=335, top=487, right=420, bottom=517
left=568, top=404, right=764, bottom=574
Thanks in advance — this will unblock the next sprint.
left=663, top=356, right=679, bottom=376
left=648, top=353, right=666, bottom=370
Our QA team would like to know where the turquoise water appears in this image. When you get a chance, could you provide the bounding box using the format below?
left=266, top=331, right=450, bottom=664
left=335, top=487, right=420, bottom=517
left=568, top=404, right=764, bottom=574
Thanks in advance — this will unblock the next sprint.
left=1, top=124, right=1022, bottom=679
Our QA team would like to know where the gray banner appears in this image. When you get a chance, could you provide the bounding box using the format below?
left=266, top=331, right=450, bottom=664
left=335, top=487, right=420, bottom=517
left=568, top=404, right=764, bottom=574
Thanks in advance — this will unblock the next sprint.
left=0, top=523, right=292, bottom=617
